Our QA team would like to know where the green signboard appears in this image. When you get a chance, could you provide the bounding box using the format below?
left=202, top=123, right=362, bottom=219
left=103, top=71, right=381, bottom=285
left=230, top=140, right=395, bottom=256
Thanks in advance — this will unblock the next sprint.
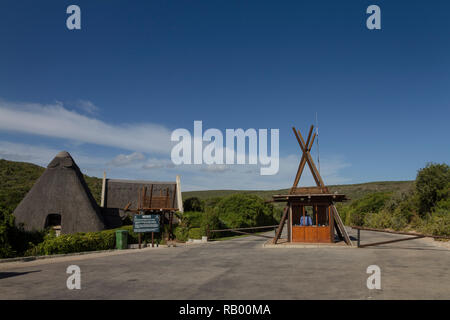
left=133, top=214, right=160, bottom=233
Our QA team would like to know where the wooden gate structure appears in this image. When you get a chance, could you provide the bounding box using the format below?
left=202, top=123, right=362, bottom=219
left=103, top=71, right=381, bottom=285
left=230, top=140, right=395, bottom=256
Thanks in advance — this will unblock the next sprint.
left=122, top=184, right=180, bottom=242
left=352, top=226, right=450, bottom=248
left=272, top=125, right=353, bottom=246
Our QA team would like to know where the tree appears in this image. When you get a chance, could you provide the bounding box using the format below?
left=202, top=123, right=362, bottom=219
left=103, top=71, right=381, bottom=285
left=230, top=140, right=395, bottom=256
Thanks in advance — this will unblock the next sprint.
left=200, top=208, right=223, bottom=239
left=183, top=197, right=205, bottom=212
left=415, top=163, right=450, bottom=215
left=0, top=205, right=15, bottom=258
left=215, top=194, right=275, bottom=229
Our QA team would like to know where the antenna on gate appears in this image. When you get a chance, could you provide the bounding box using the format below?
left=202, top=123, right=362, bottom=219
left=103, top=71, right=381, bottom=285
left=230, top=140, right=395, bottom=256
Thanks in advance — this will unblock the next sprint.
left=315, top=112, right=320, bottom=175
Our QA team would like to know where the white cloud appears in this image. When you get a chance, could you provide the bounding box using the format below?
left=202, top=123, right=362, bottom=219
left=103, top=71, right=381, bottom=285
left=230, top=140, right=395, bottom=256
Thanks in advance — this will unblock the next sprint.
left=0, top=141, right=109, bottom=176
left=109, top=152, right=145, bottom=167
left=0, top=99, right=173, bottom=155
left=0, top=140, right=351, bottom=190
left=142, top=158, right=173, bottom=170
left=200, top=164, right=230, bottom=173
left=76, top=100, right=99, bottom=115
left=0, top=141, right=60, bottom=166
left=0, top=98, right=352, bottom=190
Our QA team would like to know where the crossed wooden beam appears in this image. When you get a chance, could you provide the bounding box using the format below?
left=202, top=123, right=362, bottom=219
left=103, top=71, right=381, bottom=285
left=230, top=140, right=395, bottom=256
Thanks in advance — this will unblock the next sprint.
left=291, top=125, right=327, bottom=192
left=272, top=125, right=352, bottom=245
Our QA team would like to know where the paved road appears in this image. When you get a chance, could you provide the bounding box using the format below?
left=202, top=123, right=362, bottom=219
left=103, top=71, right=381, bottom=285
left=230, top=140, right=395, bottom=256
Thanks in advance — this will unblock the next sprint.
left=0, top=228, right=449, bottom=299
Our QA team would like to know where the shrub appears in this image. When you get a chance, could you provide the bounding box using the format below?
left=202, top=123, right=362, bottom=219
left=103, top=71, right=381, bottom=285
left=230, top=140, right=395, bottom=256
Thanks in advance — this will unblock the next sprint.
left=349, top=211, right=365, bottom=227
left=174, top=212, right=190, bottom=241
left=23, top=225, right=147, bottom=256
left=200, top=208, right=223, bottom=239
left=433, top=187, right=450, bottom=214
left=415, top=163, right=450, bottom=215
left=25, top=229, right=117, bottom=256
left=188, top=227, right=203, bottom=239
left=335, top=203, right=348, bottom=225
left=389, top=211, right=409, bottom=230
left=174, top=225, right=189, bottom=242
left=204, top=197, right=223, bottom=209
left=345, top=192, right=392, bottom=227
left=363, top=211, right=392, bottom=229
left=0, top=205, right=45, bottom=258
left=272, top=206, right=284, bottom=223
left=183, top=197, right=205, bottom=212
left=215, top=194, right=275, bottom=229
left=182, top=211, right=204, bottom=228
left=421, top=213, right=450, bottom=236
left=0, top=206, right=15, bottom=258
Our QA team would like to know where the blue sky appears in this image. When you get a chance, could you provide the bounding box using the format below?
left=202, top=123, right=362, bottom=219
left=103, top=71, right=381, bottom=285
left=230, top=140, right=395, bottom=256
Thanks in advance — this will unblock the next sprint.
left=0, top=0, right=449, bottom=190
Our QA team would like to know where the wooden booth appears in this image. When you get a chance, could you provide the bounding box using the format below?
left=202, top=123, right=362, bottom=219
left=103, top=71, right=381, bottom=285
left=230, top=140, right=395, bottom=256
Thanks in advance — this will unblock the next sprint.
left=273, top=192, right=347, bottom=243
left=272, top=125, right=352, bottom=246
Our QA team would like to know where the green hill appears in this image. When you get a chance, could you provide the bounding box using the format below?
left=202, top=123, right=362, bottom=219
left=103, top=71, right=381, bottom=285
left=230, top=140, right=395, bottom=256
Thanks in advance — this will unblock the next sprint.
left=0, top=159, right=103, bottom=211
left=1, top=158, right=414, bottom=212
left=182, top=180, right=414, bottom=203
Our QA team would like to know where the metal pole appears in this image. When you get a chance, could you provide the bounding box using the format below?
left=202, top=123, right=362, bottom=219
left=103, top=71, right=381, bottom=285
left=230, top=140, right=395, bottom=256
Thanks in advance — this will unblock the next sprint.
left=138, top=233, right=141, bottom=249
left=357, top=229, right=360, bottom=247
left=152, top=232, right=154, bottom=247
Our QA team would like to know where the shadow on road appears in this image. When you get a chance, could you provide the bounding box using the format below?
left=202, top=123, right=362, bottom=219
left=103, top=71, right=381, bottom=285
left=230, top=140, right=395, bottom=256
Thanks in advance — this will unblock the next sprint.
left=0, top=270, right=41, bottom=280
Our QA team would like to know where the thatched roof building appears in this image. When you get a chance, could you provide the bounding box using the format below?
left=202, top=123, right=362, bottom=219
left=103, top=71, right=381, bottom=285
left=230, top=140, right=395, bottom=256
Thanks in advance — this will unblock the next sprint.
left=101, top=178, right=183, bottom=227
left=13, top=151, right=106, bottom=234
left=13, top=151, right=183, bottom=234
left=105, top=179, right=179, bottom=210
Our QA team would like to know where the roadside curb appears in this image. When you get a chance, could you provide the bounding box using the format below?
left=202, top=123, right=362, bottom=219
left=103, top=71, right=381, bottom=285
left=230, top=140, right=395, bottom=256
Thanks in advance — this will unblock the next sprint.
left=0, top=249, right=120, bottom=264
left=0, top=240, right=222, bottom=264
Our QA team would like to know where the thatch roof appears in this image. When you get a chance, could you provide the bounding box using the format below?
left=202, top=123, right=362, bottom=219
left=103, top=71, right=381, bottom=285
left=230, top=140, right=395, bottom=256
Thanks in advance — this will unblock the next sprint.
left=13, top=151, right=106, bottom=233
left=105, top=179, right=179, bottom=211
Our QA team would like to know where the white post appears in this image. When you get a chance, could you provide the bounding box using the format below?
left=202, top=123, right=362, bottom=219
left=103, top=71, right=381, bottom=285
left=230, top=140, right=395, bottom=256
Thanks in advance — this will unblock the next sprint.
left=100, top=171, right=106, bottom=207
left=176, top=175, right=183, bottom=213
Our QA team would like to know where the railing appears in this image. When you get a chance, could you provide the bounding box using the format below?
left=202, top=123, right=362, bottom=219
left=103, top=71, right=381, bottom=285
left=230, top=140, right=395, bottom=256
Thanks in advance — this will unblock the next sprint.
left=352, top=226, right=450, bottom=248
left=208, top=225, right=279, bottom=239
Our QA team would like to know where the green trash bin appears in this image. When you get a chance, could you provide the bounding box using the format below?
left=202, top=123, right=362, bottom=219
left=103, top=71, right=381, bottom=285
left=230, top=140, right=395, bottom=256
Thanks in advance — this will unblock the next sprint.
left=115, top=230, right=128, bottom=250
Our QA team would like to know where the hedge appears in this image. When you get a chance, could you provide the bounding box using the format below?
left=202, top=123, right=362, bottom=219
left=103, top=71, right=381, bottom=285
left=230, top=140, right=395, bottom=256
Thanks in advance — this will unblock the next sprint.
left=23, top=225, right=164, bottom=256
left=188, top=227, right=203, bottom=240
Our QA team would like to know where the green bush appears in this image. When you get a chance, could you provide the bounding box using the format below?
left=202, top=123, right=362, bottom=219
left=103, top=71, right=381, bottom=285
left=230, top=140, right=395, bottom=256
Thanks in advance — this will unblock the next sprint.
left=188, top=227, right=203, bottom=239
left=415, top=163, right=450, bottom=215
left=204, top=197, right=223, bottom=208
left=182, top=211, right=204, bottom=228
left=215, top=194, right=276, bottom=229
left=433, top=187, right=450, bottom=214
left=363, top=211, right=392, bottom=229
left=25, top=229, right=117, bottom=256
left=173, top=212, right=190, bottom=241
left=0, top=205, right=45, bottom=258
left=200, top=208, right=223, bottom=239
left=173, top=209, right=224, bottom=241
left=421, top=213, right=450, bottom=236
left=23, top=225, right=150, bottom=256
left=183, top=197, right=205, bottom=212
left=0, top=206, right=14, bottom=258
left=174, top=225, right=189, bottom=242
left=345, top=192, right=392, bottom=227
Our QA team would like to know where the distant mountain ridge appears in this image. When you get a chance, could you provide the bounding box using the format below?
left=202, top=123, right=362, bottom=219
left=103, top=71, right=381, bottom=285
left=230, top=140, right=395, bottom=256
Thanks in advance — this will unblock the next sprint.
left=182, top=180, right=414, bottom=203
left=1, top=158, right=414, bottom=211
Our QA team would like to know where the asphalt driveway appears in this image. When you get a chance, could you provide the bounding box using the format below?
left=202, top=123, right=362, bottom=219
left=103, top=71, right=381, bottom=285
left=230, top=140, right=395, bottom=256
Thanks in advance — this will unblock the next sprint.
left=0, top=228, right=449, bottom=299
